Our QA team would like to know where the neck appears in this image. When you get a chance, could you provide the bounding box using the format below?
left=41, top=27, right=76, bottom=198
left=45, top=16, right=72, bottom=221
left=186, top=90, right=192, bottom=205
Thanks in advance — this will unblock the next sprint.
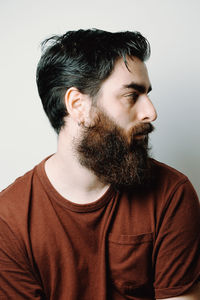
left=45, top=128, right=110, bottom=204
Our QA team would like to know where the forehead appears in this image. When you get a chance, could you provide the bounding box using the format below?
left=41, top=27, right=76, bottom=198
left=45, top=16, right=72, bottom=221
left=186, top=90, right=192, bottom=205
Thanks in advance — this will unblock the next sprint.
left=99, top=56, right=151, bottom=95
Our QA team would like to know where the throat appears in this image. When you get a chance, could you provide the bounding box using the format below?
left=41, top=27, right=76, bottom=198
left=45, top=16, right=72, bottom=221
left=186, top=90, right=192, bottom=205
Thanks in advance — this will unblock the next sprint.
left=44, top=153, right=111, bottom=205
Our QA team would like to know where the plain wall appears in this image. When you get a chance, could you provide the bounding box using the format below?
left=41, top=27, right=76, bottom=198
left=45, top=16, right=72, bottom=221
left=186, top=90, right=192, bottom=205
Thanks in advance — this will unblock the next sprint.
left=0, top=0, right=199, bottom=198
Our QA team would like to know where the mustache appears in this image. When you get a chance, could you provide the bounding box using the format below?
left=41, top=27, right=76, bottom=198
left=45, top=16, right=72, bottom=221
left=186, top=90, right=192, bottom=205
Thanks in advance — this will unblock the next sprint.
left=131, top=123, right=155, bottom=137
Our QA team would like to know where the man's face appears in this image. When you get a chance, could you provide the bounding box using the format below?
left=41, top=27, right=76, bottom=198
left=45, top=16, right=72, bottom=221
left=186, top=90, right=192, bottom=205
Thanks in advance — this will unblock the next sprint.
left=75, top=56, right=157, bottom=187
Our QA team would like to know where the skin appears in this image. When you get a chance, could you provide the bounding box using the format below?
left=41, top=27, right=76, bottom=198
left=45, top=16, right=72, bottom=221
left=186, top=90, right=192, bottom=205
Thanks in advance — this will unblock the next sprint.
left=45, top=56, right=200, bottom=299
left=45, top=56, right=157, bottom=203
left=96, top=56, right=156, bottom=138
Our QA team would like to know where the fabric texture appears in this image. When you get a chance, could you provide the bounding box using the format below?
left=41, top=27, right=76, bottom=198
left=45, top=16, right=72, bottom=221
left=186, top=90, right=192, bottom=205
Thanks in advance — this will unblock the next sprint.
left=0, top=156, right=199, bottom=300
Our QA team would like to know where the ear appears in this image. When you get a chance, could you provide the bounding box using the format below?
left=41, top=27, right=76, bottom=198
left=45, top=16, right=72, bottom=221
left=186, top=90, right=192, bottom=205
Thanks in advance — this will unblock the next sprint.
left=64, top=87, right=91, bottom=125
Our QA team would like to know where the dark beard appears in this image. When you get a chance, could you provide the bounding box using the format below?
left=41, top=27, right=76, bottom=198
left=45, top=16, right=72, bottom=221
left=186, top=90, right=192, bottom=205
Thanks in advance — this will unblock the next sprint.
left=75, top=110, right=154, bottom=188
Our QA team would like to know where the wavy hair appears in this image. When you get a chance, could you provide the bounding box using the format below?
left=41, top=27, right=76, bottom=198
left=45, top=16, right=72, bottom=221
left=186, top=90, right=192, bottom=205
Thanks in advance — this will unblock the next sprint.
left=36, top=29, right=150, bottom=133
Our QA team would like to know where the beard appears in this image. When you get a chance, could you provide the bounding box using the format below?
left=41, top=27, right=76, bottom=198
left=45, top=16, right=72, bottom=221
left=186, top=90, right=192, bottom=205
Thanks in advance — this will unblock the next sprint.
left=74, top=109, right=154, bottom=188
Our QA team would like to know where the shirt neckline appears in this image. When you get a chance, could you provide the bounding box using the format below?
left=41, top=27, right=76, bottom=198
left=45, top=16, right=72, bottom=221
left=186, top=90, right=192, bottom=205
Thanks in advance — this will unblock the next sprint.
left=36, top=155, right=116, bottom=213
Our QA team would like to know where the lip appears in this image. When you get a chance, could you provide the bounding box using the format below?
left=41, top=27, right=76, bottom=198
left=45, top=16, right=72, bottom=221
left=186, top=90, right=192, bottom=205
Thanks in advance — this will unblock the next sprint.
left=134, top=134, right=146, bottom=140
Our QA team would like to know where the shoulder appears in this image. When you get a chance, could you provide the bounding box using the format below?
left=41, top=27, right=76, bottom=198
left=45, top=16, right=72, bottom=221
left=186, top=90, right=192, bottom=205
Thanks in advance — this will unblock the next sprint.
left=150, top=158, right=192, bottom=196
left=0, top=155, right=52, bottom=227
left=1, top=168, right=35, bottom=196
left=0, top=168, right=36, bottom=223
left=0, top=155, right=51, bottom=209
left=0, top=156, right=51, bottom=268
left=132, top=159, right=200, bottom=220
left=149, top=159, right=199, bottom=225
left=151, top=158, right=188, bottom=183
left=0, top=155, right=48, bottom=230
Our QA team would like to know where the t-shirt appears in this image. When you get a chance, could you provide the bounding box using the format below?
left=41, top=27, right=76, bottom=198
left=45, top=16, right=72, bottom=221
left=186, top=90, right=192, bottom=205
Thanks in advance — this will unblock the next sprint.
left=0, top=157, right=199, bottom=300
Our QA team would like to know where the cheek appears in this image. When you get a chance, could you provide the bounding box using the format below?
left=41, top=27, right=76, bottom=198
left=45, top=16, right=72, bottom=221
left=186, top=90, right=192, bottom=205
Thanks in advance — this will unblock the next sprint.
left=98, top=96, right=136, bottom=131
left=114, top=107, right=137, bottom=132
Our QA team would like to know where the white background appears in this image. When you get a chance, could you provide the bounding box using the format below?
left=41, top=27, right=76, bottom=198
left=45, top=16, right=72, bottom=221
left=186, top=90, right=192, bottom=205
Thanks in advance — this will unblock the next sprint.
left=0, top=0, right=199, bottom=198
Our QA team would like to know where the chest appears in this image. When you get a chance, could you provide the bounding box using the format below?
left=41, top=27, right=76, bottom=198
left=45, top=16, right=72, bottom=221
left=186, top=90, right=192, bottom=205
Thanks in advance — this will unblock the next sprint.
left=30, top=191, right=156, bottom=299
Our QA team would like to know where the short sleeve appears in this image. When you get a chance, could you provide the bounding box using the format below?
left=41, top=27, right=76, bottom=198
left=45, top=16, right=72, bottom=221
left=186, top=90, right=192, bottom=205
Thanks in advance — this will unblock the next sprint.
left=0, top=218, right=45, bottom=299
left=153, top=179, right=200, bottom=299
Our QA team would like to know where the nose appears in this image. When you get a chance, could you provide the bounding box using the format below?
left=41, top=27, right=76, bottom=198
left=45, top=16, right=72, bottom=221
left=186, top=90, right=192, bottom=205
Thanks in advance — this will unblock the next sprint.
left=135, top=95, right=157, bottom=123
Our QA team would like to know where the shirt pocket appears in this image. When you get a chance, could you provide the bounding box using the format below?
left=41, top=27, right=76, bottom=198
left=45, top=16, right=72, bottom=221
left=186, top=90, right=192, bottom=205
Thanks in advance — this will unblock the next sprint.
left=107, top=232, right=154, bottom=299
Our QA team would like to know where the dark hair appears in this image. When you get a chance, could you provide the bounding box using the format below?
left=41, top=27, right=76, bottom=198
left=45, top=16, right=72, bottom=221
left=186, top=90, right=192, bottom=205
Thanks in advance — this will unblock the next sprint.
left=36, top=28, right=151, bottom=133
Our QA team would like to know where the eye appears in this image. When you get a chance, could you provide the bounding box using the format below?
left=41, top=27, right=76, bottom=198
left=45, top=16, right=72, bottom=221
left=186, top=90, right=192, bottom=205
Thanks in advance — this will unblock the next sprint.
left=125, top=92, right=139, bottom=103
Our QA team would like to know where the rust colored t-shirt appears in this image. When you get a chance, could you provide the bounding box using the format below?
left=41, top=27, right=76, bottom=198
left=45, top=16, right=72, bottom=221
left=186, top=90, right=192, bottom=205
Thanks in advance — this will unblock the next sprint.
left=0, top=157, right=199, bottom=300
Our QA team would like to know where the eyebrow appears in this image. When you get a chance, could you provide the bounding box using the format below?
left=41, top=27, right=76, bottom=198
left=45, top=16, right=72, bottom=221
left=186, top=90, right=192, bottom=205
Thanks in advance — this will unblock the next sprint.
left=121, top=82, right=152, bottom=94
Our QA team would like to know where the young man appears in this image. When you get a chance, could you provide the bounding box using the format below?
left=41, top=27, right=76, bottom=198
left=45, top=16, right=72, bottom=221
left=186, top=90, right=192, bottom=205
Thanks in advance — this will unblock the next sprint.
left=0, top=29, right=199, bottom=299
